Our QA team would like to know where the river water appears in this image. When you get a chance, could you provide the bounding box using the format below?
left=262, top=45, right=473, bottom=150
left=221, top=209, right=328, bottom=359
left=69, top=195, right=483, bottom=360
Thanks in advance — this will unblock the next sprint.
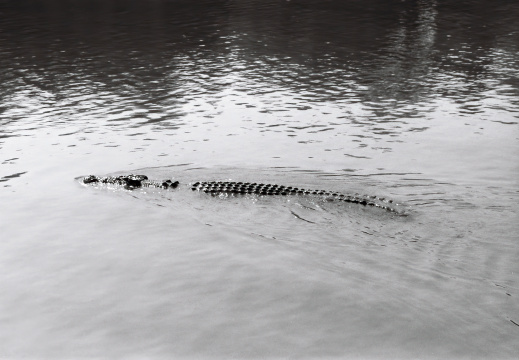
left=1, top=0, right=518, bottom=358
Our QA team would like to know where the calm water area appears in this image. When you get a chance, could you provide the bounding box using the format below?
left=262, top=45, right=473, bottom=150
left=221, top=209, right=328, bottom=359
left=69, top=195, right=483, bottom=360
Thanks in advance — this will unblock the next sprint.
left=1, top=0, right=518, bottom=358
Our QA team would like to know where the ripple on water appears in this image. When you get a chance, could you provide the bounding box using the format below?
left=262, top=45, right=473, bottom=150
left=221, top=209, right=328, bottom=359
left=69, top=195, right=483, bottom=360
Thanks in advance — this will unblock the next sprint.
left=1, top=1, right=519, bottom=357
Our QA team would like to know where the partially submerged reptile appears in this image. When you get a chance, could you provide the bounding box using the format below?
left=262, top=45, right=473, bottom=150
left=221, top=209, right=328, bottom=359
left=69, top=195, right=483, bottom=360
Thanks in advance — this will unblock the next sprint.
left=82, top=174, right=406, bottom=215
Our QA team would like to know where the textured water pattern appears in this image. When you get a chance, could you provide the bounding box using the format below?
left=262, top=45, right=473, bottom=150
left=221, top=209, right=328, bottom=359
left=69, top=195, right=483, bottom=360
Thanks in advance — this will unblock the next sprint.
left=1, top=0, right=519, bottom=358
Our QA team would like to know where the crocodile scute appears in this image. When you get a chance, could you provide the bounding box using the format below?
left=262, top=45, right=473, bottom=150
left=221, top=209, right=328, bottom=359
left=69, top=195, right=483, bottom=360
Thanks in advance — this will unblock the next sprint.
left=190, top=181, right=399, bottom=213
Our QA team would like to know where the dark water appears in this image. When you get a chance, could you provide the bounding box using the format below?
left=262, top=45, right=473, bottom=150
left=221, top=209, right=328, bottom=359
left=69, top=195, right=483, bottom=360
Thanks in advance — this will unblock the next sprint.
left=1, top=1, right=518, bottom=358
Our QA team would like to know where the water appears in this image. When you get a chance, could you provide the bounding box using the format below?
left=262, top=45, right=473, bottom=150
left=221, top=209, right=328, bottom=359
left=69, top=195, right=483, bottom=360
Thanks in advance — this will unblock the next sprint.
left=1, top=0, right=518, bottom=358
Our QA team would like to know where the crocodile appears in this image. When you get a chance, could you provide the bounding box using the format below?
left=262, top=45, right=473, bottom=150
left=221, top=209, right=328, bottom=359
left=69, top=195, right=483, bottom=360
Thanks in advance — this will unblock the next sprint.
left=82, top=174, right=405, bottom=215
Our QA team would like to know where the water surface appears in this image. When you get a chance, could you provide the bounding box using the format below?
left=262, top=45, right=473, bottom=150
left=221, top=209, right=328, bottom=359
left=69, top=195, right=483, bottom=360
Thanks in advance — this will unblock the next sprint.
left=1, top=0, right=518, bottom=358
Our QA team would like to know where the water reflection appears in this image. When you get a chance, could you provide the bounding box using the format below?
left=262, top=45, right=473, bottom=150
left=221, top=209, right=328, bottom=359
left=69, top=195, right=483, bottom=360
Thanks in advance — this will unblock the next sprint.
left=0, top=0, right=518, bottom=141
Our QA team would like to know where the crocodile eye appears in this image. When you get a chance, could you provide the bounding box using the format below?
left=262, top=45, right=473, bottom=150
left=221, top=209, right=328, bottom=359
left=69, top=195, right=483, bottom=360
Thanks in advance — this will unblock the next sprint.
left=83, top=175, right=99, bottom=184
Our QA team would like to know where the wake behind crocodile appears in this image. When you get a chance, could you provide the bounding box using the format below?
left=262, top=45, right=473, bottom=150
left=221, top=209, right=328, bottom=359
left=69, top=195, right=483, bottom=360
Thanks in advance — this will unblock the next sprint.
left=81, top=174, right=408, bottom=216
